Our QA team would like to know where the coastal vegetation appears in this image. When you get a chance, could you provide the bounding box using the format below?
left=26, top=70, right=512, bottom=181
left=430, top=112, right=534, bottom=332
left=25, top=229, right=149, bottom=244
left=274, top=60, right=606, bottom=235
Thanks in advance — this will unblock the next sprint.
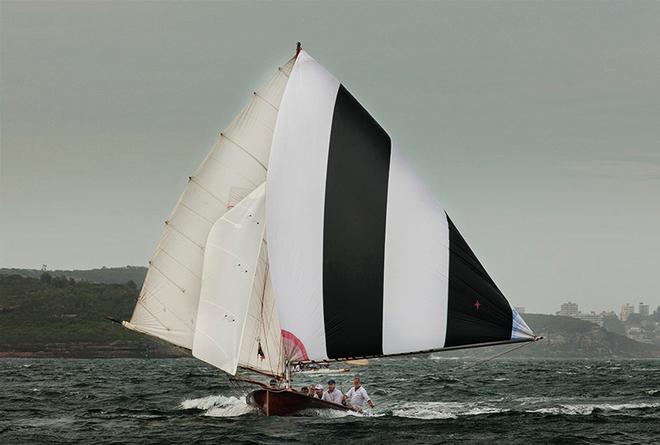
left=1, top=270, right=659, bottom=358
left=0, top=273, right=182, bottom=358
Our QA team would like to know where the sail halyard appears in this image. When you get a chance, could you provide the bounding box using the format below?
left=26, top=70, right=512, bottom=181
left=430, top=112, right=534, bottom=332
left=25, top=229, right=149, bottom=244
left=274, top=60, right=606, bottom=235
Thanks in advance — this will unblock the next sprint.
left=125, top=55, right=296, bottom=350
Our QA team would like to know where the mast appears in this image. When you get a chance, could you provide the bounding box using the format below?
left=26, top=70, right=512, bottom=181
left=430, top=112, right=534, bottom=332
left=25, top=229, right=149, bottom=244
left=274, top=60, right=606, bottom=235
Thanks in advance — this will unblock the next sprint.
left=285, top=361, right=292, bottom=389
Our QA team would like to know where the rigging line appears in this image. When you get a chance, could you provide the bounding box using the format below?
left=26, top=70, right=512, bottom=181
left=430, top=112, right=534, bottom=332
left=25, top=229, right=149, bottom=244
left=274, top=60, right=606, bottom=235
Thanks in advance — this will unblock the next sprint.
left=179, top=202, right=215, bottom=225
left=240, top=257, right=267, bottom=374
left=263, top=277, right=285, bottom=374
left=156, top=247, right=201, bottom=280
left=253, top=91, right=279, bottom=111
left=206, top=153, right=261, bottom=188
left=220, top=133, right=268, bottom=171
left=260, top=259, right=278, bottom=376
left=188, top=177, right=231, bottom=208
left=139, top=285, right=195, bottom=330
left=164, top=221, right=205, bottom=251
left=450, top=340, right=535, bottom=376
left=148, top=261, right=187, bottom=294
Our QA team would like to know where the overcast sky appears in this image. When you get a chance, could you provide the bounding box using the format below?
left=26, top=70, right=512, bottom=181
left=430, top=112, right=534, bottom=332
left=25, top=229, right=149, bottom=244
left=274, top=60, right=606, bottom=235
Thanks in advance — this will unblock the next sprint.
left=1, top=1, right=659, bottom=314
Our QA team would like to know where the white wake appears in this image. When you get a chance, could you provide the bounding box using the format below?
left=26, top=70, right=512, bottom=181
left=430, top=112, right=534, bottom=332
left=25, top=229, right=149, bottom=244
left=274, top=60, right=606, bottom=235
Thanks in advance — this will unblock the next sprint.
left=180, top=395, right=255, bottom=417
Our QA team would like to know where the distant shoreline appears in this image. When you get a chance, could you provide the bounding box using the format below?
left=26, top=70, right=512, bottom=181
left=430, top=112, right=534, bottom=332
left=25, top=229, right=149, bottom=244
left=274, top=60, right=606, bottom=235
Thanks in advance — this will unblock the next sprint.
left=2, top=354, right=659, bottom=360
left=3, top=271, right=660, bottom=360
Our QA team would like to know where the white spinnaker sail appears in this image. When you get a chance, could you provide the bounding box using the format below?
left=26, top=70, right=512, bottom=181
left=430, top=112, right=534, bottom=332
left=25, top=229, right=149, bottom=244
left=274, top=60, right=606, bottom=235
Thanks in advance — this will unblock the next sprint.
left=124, top=57, right=295, bottom=349
left=192, top=183, right=266, bottom=375
left=238, top=241, right=284, bottom=377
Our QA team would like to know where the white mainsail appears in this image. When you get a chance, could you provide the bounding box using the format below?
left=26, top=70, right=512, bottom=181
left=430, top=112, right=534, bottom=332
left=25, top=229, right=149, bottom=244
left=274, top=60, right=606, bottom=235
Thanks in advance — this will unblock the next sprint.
left=192, top=183, right=267, bottom=375
left=124, top=56, right=296, bottom=349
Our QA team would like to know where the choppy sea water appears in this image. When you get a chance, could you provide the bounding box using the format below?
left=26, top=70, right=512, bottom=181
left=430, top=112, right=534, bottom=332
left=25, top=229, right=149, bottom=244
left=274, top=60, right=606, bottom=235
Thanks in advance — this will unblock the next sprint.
left=1, top=357, right=659, bottom=444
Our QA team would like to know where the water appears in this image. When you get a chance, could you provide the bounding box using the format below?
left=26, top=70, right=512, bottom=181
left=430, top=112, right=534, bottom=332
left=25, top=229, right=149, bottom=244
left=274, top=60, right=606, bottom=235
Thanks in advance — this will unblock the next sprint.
left=1, top=357, right=659, bottom=444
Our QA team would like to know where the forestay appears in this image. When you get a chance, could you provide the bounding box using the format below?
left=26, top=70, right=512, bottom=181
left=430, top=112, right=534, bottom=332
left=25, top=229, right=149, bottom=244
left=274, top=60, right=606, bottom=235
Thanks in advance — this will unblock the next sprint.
left=266, top=51, right=534, bottom=363
left=124, top=57, right=296, bottom=349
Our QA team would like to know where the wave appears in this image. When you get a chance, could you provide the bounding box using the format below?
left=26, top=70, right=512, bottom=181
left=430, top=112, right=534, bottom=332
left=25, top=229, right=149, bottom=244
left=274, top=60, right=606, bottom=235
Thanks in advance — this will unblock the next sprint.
left=428, top=354, right=461, bottom=360
left=177, top=393, right=660, bottom=420
left=179, top=395, right=255, bottom=417
left=388, top=399, right=660, bottom=420
left=529, top=402, right=660, bottom=416
left=297, top=408, right=370, bottom=418
left=391, top=401, right=509, bottom=420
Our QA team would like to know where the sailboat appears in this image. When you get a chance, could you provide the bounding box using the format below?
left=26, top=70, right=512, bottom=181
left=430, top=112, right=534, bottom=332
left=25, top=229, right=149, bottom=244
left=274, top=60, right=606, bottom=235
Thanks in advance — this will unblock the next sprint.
left=121, top=44, right=539, bottom=416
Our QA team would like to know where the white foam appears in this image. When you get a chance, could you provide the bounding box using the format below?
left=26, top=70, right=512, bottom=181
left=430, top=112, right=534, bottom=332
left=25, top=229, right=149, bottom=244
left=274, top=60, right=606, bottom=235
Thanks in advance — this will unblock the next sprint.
left=530, top=402, right=660, bottom=416
left=391, top=401, right=508, bottom=420
left=180, top=395, right=254, bottom=417
left=428, top=354, right=460, bottom=360
left=298, top=408, right=369, bottom=418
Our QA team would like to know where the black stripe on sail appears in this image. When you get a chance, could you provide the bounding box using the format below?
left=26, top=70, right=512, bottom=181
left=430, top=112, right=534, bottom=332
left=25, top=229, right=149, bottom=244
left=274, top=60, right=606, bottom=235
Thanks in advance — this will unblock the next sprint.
left=323, top=85, right=391, bottom=359
left=445, top=215, right=513, bottom=347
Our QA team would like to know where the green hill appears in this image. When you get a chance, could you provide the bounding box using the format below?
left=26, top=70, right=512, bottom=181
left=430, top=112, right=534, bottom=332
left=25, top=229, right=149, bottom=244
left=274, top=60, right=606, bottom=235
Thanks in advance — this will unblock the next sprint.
left=0, top=266, right=148, bottom=286
left=1, top=273, right=659, bottom=358
left=0, top=274, right=183, bottom=358
left=440, top=313, right=660, bottom=359
left=515, top=314, right=660, bottom=358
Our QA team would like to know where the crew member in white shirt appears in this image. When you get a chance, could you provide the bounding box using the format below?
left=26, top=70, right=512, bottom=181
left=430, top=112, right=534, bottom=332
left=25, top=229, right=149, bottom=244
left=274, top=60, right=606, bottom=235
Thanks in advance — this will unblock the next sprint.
left=344, top=376, right=374, bottom=410
left=313, top=384, right=324, bottom=399
left=322, top=379, right=343, bottom=405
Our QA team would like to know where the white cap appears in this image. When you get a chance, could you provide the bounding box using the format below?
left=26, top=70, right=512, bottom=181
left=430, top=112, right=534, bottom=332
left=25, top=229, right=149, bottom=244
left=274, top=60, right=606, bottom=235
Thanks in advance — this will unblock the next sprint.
left=315, top=384, right=323, bottom=390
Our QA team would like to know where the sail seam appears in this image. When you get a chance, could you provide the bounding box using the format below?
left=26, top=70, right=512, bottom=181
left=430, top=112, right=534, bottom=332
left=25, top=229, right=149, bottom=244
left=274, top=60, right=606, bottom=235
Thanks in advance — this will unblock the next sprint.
left=141, top=285, right=195, bottom=329
left=221, top=134, right=268, bottom=171
left=164, top=222, right=205, bottom=250
left=189, top=177, right=230, bottom=208
left=207, top=154, right=261, bottom=188
left=254, top=92, right=279, bottom=111
left=134, top=299, right=170, bottom=331
left=179, top=202, right=216, bottom=225
left=156, top=247, right=202, bottom=280
left=149, top=261, right=187, bottom=294
left=277, top=67, right=290, bottom=78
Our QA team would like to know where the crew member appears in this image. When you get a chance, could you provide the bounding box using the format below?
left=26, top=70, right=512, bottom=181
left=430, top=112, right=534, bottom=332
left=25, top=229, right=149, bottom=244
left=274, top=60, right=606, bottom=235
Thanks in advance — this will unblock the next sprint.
left=344, top=376, right=374, bottom=410
left=322, top=379, right=343, bottom=404
left=313, top=384, right=324, bottom=399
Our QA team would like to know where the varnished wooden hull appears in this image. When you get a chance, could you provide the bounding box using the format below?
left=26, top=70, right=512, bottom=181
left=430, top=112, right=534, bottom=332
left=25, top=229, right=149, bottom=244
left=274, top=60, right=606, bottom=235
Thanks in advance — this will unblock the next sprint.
left=246, top=389, right=351, bottom=416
